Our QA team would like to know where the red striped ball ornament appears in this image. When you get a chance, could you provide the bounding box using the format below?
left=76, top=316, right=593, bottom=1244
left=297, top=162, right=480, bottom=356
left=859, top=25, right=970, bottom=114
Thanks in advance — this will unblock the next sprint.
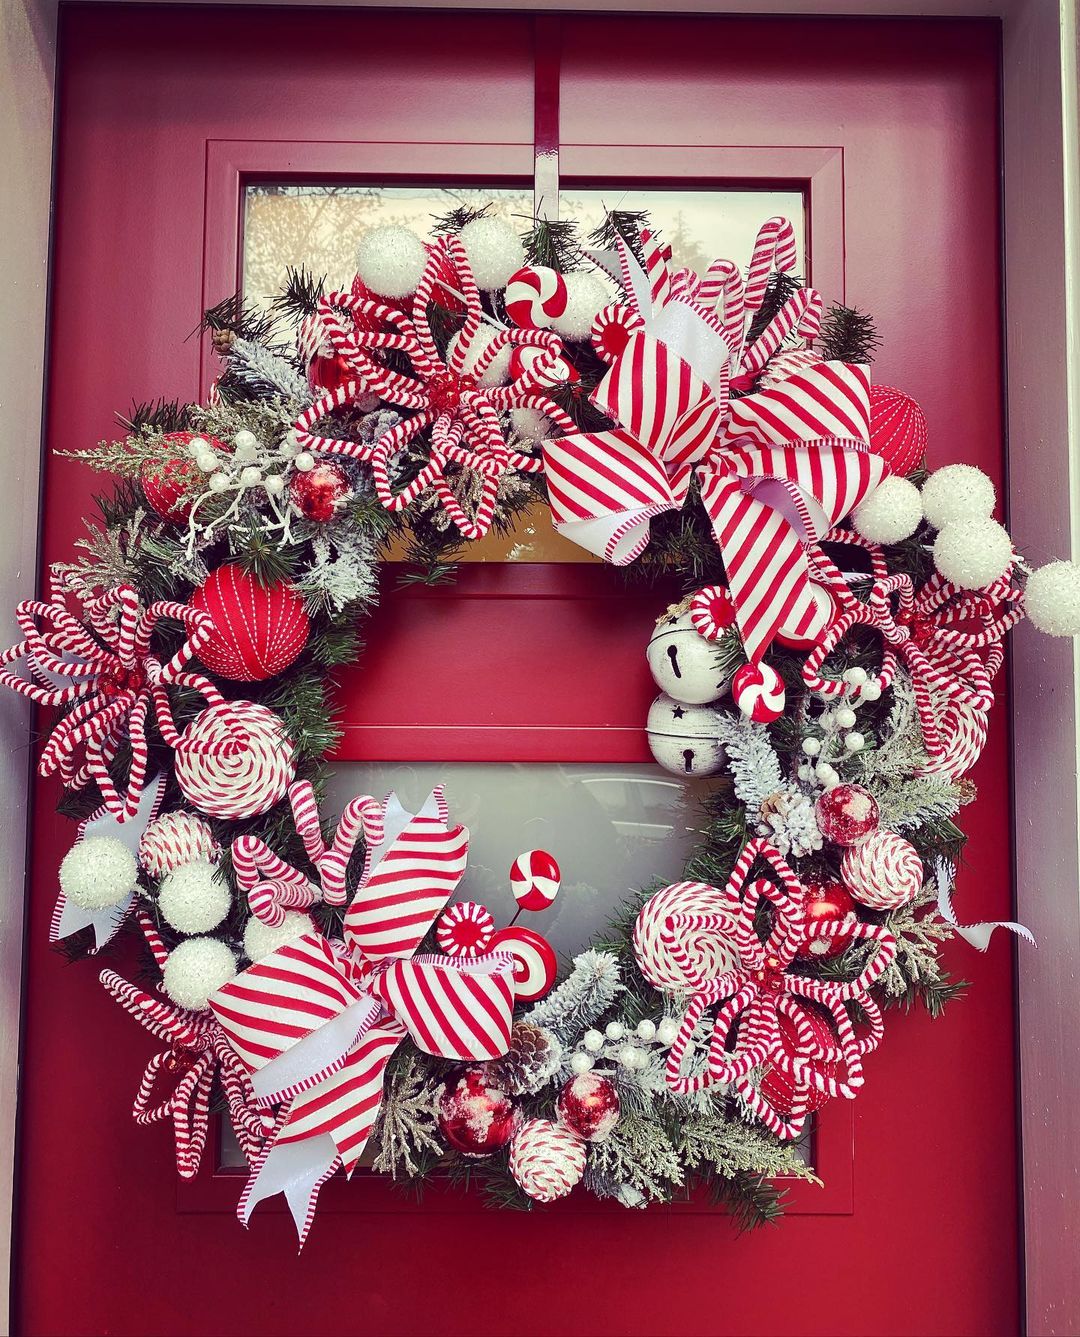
left=760, top=1009, right=837, bottom=1115
left=191, top=565, right=310, bottom=682
left=489, top=926, right=557, bottom=1001
left=868, top=385, right=928, bottom=477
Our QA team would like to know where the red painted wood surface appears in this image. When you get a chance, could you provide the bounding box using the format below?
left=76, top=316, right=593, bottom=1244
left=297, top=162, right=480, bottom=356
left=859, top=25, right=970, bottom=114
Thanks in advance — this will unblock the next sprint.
left=17, top=9, right=1016, bottom=1336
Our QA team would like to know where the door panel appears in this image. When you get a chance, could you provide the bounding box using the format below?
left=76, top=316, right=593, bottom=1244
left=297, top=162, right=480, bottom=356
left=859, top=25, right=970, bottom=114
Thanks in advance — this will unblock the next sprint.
left=18, top=9, right=1014, bottom=1336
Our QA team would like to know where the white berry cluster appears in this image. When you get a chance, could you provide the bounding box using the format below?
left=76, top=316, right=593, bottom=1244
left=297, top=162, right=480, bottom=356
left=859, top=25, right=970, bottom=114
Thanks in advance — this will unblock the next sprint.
left=797, top=682, right=879, bottom=791
left=569, top=1016, right=681, bottom=1077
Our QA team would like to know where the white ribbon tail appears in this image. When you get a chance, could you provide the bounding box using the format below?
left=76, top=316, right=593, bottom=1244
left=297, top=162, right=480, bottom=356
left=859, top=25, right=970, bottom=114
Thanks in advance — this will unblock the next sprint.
left=936, top=859, right=1036, bottom=952
left=238, top=1133, right=339, bottom=1251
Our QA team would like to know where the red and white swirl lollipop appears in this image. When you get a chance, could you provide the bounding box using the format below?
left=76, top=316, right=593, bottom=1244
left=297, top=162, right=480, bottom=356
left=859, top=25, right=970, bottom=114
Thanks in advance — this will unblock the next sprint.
left=174, top=701, right=294, bottom=821
left=731, top=662, right=786, bottom=722
left=508, top=343, right=579, bottom=388
left=436, top=901, right=496, bottom=958
left=504, top=265, right=568, bottom=330
left=510, top=849, right=562, bottom=913
left=489, top=926, right=557, bottom=1001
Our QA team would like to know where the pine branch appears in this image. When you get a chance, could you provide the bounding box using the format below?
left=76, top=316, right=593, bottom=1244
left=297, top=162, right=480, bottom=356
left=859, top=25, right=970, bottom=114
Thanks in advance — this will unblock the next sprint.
left=818, top=303, right=881, bottom=365
left=587, top=208, right=651, bottom=265
left=746, top=272, right=804, bottom=346
left=198, top=291, right=278, bottom=345
left=522, top=217, right=583, bottom=273
left=431, top=202, right=492, bottom=233
left=116, top=399, right=190, bottom=434
left=270, top=265, right=326, bottom=323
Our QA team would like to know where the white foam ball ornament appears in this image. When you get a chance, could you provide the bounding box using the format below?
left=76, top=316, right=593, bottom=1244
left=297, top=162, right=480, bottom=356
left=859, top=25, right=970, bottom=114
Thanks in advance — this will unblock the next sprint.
left=921, top=464, right=996, bottom=530
left=551, top=272, right=609, bottom=341
left=157, top=860, right=232, bottom=934
left=355, top=225, right=428, bottom=299
left=933, top=519, right=1014, bottom=589
left=508, top=407, right=552, bottom=443
left=646, top=694, right=725, bottom=777
left=459, top=216, right=524, bottom=291
left=1024, top=560, right=1080, bottom=636
left=162, top=937, right=238, bottom=1011
left=647, top=612, right=731, bottom=704
left=243, top=910, right=315, bottom=962
left=59, top=836, right=138, bottom=910
left=448, top=327, right=511, bottom=386
left=853, top=476, right=923, bottom=544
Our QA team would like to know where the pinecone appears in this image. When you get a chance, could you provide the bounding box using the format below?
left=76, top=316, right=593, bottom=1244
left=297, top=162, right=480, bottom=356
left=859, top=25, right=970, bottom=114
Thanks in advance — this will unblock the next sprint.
left=493, top=1021, right=563, bottom=1096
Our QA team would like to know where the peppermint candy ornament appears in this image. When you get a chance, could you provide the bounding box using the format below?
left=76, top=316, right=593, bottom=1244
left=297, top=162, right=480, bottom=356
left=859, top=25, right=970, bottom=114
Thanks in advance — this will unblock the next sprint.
left=508, top=343, right=578, bottom=388
left=509, top=849, right=561, bottom=912
left=509, top=1118, right=586, bottom=1203
left=504, top=265, right=568, bottom=329
left=174, top=701, right=295, bottom=821
left=732, top=662, right=786, bottom=722
left=591, top=302, right=644, bottom=364
left=489, top=926, right=557, bottom=1001
left=688, top=586, right=737, bottom=642
left=841, top=830, right=924, bottom=910
left=436, top=901, right=496, bottom=958
left=633, top=880, right=740, bottom=991
left=138, top=812, right=222, bottom=880
left=191, top=565, right=310, bottom=683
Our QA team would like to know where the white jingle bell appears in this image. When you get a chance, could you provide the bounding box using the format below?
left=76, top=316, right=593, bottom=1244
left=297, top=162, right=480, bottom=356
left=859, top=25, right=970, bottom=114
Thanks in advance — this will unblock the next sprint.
left=646, top=694, right=726, bottom=777
left=646, top=612, right=731, bottom=705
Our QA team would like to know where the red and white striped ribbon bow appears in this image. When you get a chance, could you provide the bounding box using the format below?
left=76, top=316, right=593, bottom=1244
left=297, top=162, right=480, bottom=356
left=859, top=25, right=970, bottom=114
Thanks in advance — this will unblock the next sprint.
left=209, top=788, right=516, bottom=1245
left=543, top=224, right=888, bottom=662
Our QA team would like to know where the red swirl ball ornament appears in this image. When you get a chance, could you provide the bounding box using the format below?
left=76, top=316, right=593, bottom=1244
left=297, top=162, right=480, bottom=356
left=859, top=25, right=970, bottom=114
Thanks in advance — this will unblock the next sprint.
left=556, top=1073, right=620, bottom=1142
left=814, top=783, right=880, bottom=847
left=141, top=433, right=227, bottom=523
left=289, top=460, right=351, bottom=523
left=868, top=385, right=928, bottom=477
left=191, top=565, right=310, bottom=683
left=437, top=1067, right=518, bottom=1158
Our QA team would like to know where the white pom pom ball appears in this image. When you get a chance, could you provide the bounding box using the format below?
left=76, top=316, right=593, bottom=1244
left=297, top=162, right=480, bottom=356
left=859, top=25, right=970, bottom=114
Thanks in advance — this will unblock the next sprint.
left=449, top=327, right=511, bottom=387
left=853, top=476, right=923, bottom=544
left=933, top=518, right=1014, bottom=589
left=551, top=272, right=609, bottom=341
left=921, top=464, right=996, bottom=530
left=508, top=407, right=552, bottom=443
left=59, top=836, right=138, bottom=910
left=162, top=937, right=237, bottom=1011
left=459, top=216, right=524, bottom=291
left=243, top=910, right=315, bottom=962
left=157, top=859, right=231, bottom=934
left=1024, top=560, right=1080, bottom=636
left=355, top=224, right=428, bottom=299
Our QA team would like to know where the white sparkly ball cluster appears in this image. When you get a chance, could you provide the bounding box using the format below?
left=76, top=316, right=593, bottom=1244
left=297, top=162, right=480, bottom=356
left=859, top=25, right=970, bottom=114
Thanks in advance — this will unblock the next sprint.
left=569, top=1015, right=681, bottom=1076
left=162, top=937, right=238, bottom=1011
left=920, top=464, right=1013, bottom=589
left=243, top=909, right=314, bottom=962
left=853, top=475, right=923, bottom=544
left=157, top=859, right=232, bottom=934
left=59, top=836, right=138, bottom=910
left=459, top=216, right=525, bottom=291
left=1024, top=559, right=1080, bottom=636
left=355, top=224, right=429, bottom=298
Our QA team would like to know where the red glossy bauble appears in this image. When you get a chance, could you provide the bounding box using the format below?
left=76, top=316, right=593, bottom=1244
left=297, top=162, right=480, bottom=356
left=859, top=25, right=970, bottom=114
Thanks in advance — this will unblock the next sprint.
left=556, top=1073, right=620, bottom=1142
left=288, top=460, right=351, bottom=523
left=141, top=433, right=227, bottom=522
left=190, top=565, right=310, bottom=682
left=868, top=384, right=928, bottom=476
left=814, top=783, right=880, bottom=847
left=437, top=1067, right=518, bottom=1157
left=800, top=881, right=857, bottom=957
left=307, top=353, right=356, bottom=395
left=760, top=1010, right=837, bottom=1116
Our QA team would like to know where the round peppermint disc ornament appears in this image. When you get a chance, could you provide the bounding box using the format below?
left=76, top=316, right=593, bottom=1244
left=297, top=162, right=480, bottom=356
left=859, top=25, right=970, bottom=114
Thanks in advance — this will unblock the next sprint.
left=436, top=901, right=496, bottom=958
left=489, top=926, right=558, bottom=1001
left=689, top=585, right=737, bottom=642
left=174, top=701, right=295, bottom=821
left=509, top=849, right=561, bottom=912
left=191, top=565, right=310, bottom=682
left=841, top=830, right=924, bottom=910
left=732, top=662, right=786, bottom=722
left=504, top=265, right=568, bottom=329
left=591, top=303, right=645, bottom=364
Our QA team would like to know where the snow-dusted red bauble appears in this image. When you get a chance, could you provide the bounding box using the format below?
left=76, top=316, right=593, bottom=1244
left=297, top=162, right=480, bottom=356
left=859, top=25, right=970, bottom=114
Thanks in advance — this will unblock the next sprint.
left=424, top=244, right=466, bottom=316
left=504, top=265, right=569, bottom=329
left=436, top=1067, right=518, bottom=1157
left=556, top=1072, right=620, bottom=1142
left=732, top=662, right=786, bottom=722
left=841, top=829, right=924, bottom=910
left=190, top=565, right=310, bottom=682
left=814, top=783, right=880, bottom=847
left=436, top=901, right=496, bottom=958
left=760, top=1010, right=837, bottom=1116
left=489, top=926, right=558, bottom=1001
left=141, top=433, right=227, bottom=522
left=775, top=581, right=838, bottom=651
left=868, top=384, right=928, bottom=477
left=800, top=881, right=857, bottom=957
left=509, top=849, right=561, bottom=912
left=288, top=459, right=351, bottom=523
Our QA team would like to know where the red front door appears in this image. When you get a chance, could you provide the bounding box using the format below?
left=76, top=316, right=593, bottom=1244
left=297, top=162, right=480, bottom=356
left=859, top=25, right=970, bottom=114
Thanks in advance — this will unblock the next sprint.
left=18, top=9, right=1016, bottom=1335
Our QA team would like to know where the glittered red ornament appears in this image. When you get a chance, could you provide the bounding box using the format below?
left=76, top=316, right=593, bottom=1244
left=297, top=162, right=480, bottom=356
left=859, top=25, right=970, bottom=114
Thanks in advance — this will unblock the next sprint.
left=190, top=565, right=310, bottom=682
left=289, top=460, right=351, bottom=523
left=556, top=1072, right=620, bottom=1142
left=437, top=1067, right=518, bottom=1157
left=759, top=1010, right=837, bottom=1116
left=868, top=385, right=928, bottom=477
left=800, top=881, right=857, bottom=957
left=141, top=433, right=227, bottom=522
left=307, top=353, right=355, bottom=395
left=814, top=783, right=880, bottom=847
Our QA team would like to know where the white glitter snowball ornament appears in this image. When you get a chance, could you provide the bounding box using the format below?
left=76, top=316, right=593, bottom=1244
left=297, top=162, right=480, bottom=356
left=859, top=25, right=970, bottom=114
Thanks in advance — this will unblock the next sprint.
left=243, top=909, right=315, bottom=962
left=933, top=518, right=1013, bottom=589
left=920, top=464, right=996, bottom=530
left=138, top=811, right=221, bottom=880
left=647, top=611, right=731, bottom=704
left=448, top=327, right=511, bottom=386
left=157, top=859, right=232, bottom=934
left=355, top=225, right=428, bottom=299
left=551, top=272, right=609, bottom=340
left=853, top=476, right=923, bottom=544
left=508, top=407, right=552, bottom=443
left=162, top=937, right=238, bottom=1011
left=459, top=216, right=525, bottom=291
left=1024, top=560, right=1080, bottom=636
left=59, top=836, right=138, bottom=910
left=646, top=693, right=725, bottom=777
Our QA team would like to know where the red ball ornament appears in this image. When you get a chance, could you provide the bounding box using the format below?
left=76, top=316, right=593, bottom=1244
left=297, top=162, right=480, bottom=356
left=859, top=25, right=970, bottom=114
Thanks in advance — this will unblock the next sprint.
left=868, top=385, right=928, bottom=477
left=141, top=433, right=227, bottom=522
left=437, top=1067, right=518, bottom=1157
left=815, top=784, right=880, bottom=847
left=556, top=1073, right=620, bottom=1142
left=190, top=565, right=310, bottom=682
left=424, top=245, right=467, bottom=316
left=800, top=881, right=857, bottom=957
left=288, top=460, right=351, bottom=523
left=307, top=353, right=355, bottom=395
left=759, top=1009, right=837, bottom=1116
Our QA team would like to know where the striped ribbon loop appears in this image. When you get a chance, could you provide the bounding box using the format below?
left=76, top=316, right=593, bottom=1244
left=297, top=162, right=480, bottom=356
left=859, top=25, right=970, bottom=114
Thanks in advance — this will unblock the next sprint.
left=209, top=788, right=515, bottom=1246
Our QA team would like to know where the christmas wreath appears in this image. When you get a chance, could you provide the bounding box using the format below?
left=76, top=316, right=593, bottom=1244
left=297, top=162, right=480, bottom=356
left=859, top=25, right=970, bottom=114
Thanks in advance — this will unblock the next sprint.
left=10, top=205, right=1071, bottom=1245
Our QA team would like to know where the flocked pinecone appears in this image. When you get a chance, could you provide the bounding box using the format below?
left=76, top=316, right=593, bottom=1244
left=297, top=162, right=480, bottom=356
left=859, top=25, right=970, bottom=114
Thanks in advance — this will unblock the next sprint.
left=757, top=785, right=823, bottom=858
left=492, top=1021, right=564, bottom=1095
